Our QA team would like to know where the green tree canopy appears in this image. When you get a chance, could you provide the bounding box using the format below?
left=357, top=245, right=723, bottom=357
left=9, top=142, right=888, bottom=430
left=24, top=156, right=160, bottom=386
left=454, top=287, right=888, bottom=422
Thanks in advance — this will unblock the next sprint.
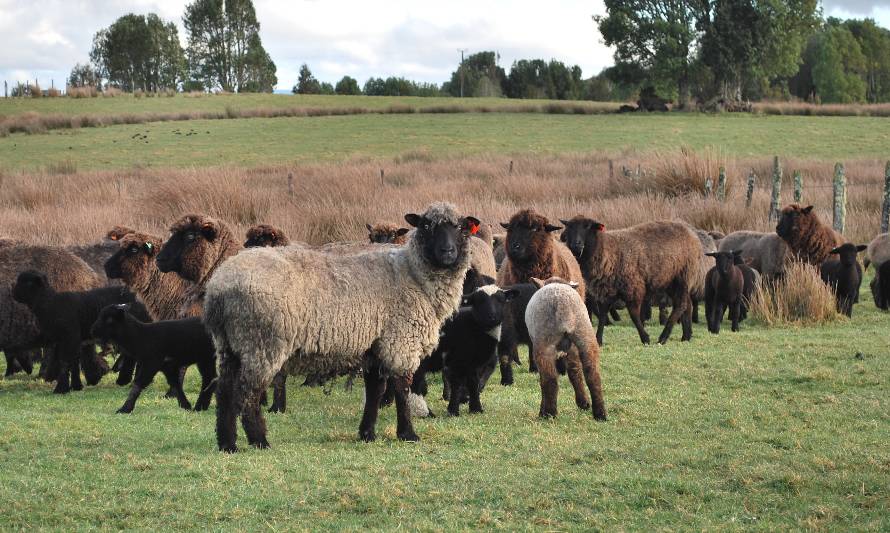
left=444, top=51, right=506, bottom=97
left=335, top=76, right=361, bottom=95
left=293, top=63, right=320, bottom=94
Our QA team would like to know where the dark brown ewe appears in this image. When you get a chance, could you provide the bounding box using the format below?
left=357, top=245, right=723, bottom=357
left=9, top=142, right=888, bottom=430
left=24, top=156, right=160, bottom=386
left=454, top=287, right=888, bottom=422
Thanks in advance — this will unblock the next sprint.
left=776, top=204, right=845, bottom=265
left=244, top=224, right=290, bottom=248
left=366, top=221, right=410, bottom=244
left=820, top=243, right=867, bottom=317
left=704, top=251, right=745, bottom=333
left=560, top=217, right=701, bottom=345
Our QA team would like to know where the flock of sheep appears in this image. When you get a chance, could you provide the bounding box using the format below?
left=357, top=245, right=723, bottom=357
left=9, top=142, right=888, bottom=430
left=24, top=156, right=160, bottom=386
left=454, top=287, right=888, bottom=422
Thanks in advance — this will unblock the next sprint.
left=1, top=200, right=888, bottom=452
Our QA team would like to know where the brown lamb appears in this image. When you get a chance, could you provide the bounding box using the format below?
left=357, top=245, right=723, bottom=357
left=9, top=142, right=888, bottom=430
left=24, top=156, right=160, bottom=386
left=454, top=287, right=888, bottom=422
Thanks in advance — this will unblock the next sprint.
left=560, top=217, right=702, bottom=346
left=366, top=221, right=410, bottom=244
left=244, top=224, right=290, bottom=248
left=775, top=203, right=845, bottom=266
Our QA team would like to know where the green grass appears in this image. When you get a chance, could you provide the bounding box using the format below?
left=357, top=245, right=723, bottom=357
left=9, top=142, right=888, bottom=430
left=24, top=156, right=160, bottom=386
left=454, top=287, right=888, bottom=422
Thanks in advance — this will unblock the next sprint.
left=2, top=112, right=890, bottom=172
left=1, top=295, right=887, bottom=531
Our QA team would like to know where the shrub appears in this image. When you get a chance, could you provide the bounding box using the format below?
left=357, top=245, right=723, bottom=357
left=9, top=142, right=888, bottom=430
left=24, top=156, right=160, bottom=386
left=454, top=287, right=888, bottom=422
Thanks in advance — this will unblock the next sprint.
left=748, top=261, right=840, bottom=326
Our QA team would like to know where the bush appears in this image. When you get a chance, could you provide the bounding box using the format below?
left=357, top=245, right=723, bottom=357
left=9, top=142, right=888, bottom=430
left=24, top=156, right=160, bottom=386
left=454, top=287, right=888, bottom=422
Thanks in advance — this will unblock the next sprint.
left=748, top=261, right=840, bottom=326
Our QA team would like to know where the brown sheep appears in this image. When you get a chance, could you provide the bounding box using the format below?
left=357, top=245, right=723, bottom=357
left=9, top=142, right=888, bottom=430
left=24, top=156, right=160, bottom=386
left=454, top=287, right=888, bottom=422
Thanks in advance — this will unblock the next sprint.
left=775, top=203, right=845, bottom=265
left=106, top=226, right=136, bottom=242
left=244, top=224, right=290, bottom=248
left=865, top=233, right=890, bottom=309
left=496, top=209, right=586, bottom=385
left=864, top=232, right=889, bottom=270
left=560, top=217, right=701, bottom=345
left=366, top=221, right=410, bottom=245
left=474, top=222, right=494, bottom=247
left=717, top=231, right=788, bottom=279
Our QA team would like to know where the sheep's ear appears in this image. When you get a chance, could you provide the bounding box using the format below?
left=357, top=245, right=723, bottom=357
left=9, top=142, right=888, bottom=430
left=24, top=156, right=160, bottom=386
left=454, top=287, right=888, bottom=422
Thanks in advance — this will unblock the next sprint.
left=559, top=219, right=570, bottom=226
left=856, top=244, right=868, bottom=252
left=544, top=224, right=562, bottom=233
left=568, top=281, right=580, bottom=289
left=530, top=277, right=545, bottom=289
left=365, top=223, right=373, bottom=232
left=269, top=232, right=276, bottom=240
left=200, top=222, right=217, bottom=242
left=705, top=252, right=717, bottom=257
left=461, top=216, right=481, bottom=235
left=595, top=223, right=605, bottom=232
left=404, top=214, right=422, bottom=228
left=396, top=228, right=410, bottom=237
left=500, top=222, right=510, bottom=230
left=802, top=205, right=814, bottom=214
left=503, top=288, right=520, bottom=301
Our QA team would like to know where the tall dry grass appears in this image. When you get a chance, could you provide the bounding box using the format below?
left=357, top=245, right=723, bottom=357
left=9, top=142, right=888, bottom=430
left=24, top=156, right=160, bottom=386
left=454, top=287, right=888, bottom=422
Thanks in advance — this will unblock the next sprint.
left=0, top=151, right=885, bottom=247
left=748, top=261, right=840, bottom=325
left=753, top=101, right=890, bottom=117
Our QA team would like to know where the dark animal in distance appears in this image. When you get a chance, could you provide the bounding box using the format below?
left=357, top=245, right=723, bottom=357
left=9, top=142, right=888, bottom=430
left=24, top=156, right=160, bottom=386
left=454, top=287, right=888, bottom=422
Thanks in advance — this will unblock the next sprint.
left=820, top=243, right=867, bottom=317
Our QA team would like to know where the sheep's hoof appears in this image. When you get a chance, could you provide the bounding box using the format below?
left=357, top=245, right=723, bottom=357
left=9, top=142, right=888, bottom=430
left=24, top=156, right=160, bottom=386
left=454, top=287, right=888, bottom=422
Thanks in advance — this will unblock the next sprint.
left=359, top=429, right=376, bottom=442
left=116, top=376, right=132, bottom=386
left=447, top=409, right=460, bottom=417
left=469, top=406, right=484, bottom=414
left=267, top=404, right=284, bottom=414
left=681, top=334, right=692, bottom=342
left=71, top=382, right=83, bottom=391
left=576, top=400, right=591, bottom=410
left=164, top=389, right=176, bottom=399
left=594, top=412, right=608, bottom=421
left=640, top=335, right=651, bottom=345
left=53, top=387, right=70, bottom=395
left=116, top=406, right=133, bottom=414
left=219, top=445, right=238, bottom=454
left=192, top=405, right=208, bottom=412
left=251, top=439, right=270, bottom=450
left=500, top=377, right=513, bottom=386
left=538, top=410, right=557, bottom=419
left=397, top=430, right=420, bottom=442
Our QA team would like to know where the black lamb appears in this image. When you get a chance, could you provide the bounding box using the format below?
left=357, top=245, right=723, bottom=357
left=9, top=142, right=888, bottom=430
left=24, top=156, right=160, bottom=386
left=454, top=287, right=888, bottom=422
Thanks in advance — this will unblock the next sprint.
left=704, top=251, right=744, bottom=333
left=12, top=270, right=149, bottom=394
left=820, top=243, right=867, bottom=317
left=91, top=304, right=217, bottom=413
left=732, top=249, right=759, bottom=320
left=496, top=283, right=539, bottom=384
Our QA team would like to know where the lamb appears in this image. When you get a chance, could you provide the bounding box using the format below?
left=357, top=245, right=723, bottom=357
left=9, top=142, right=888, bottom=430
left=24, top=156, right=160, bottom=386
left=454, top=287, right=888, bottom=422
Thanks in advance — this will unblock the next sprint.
left=366, top=221, right=410, bottom=244
left=495, top=283, right=538, bottom=385
left=204, top=202, right=478, bottom=451
left=732, top=250, right=761, bottom=320
left=820, top=243, right=867, bottom=317
left=244, top=224, right=290, bottom=248
left=12, top=271, right=149, bottom=394
left=718, top=231, right=788, bottom=279
left=107, top=226, right=136, bottom=242
left=91, top=304, right=217, bottom=413
left=560, top=217, right=701, bottom=345
left=412, top=285, right=517, bottom=416
left=0, top=245, right=102, bottom=381
left=864, top=233, right=890, bottom=309
left=525, top=277, right=606, bottom=420
left=704, top=251, right=745, bottom=333
left=776, top=204, right=845, bottom=266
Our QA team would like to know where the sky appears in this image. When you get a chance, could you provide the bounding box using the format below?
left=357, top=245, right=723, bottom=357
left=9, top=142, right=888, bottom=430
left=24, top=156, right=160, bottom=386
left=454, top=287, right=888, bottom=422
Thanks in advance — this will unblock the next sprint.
left=0, top=0, right=888, bottom=92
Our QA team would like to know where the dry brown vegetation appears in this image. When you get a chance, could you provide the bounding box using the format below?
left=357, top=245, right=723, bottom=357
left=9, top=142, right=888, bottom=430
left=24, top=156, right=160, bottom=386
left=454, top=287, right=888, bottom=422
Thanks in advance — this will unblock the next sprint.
left=753, top=100, right=890, bottom=117
left=748, top=261, right=841, bottom=325
left=0, top=150, right=885, bottom=249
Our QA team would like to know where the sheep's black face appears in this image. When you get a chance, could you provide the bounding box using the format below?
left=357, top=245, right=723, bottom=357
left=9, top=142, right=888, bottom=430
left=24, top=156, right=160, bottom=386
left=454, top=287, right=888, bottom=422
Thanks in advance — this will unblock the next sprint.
left=706, top=251, right=736, bottom=276
left=830, top=243, right=866, bottom=267
left=156, top=231, right=188, bottom=273
left=461, top=286, right=519, bottom=330
left=105, top=240, right=154, bottom=280
left=776, top=205, right=813, bottom=239
left=12, top=270, right=48, bottom=305
left=405, top=213, right=478, bottom=269
left=90, top=305, right=128, bottom=343
left=558, top=217, right=604, bottom=259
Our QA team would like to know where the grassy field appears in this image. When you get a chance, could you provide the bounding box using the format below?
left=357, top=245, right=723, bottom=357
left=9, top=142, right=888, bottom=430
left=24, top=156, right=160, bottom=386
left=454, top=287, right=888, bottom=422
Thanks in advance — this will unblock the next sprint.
left=2, top=112, right=890, bottom=172
left=0, top=288, right=887, bottom=530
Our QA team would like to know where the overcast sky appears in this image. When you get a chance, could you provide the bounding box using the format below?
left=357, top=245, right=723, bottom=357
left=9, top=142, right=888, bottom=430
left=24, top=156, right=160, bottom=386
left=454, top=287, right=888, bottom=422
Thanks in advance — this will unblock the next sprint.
left=1, top=0, right=888, bottom=92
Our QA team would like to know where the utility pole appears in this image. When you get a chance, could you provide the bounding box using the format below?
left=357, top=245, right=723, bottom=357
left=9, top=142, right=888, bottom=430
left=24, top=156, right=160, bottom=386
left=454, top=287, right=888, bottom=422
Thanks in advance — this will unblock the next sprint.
left=457, top=48, right=467, bottom=97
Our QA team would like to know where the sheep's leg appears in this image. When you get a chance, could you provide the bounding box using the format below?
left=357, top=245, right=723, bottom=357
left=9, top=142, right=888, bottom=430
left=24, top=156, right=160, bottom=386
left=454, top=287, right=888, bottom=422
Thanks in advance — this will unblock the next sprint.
left=117, top=366, right=155, bottom=414
left=574, top=335, right=607, bottom=421
left=594, top=307, right=608, bottom=347
left=358, top=355, right=387, bottom=442
left=53, top=341, right=77, bottom=394
left=730, top=300, right=741, bottom=332
left=534, top=346, right=559, bottom=418
left=713, top=301, right=725, bottom=334
left=240, top=384, right=269, bottom=449
left=442, top=374, right=451, bottom=401
left=216, top=352, right=242, bottom=453
left=658, top=304, right=668, bottom=326
left=15, top=351, right=33, bottom=375
left=641, top=300, right=652, bottom=323
left=705, top=295, right=715, bottom=333
left=162, top=365, right=192, bottom=410
left=564, top=346, right=591, bottom=410
left=115, top=355, right=136, bottom=386
left=391, top=374, right=419, bottom=441
left=165, top=366, right=187, bottom=399
left=466, top=371, right=483, bottom=414
left=194, top=360, right=217, bottom=411
left=411, top=365, right=429, bottom=396
left=657, top=289, right=688, bottom=345
left=681, top=297, right=693, bottom=342
left=477, top=354, right=497, bottom=394
left=691, top=297, right=700, bottom=324
left=445, top=368, right=461, bottom=416
left=80, top=344, right=108, bottom=386
left=626, top=300, right=650, bottom=345
left=69, top=357, right=83, bottom=392
left=268, top=371, right=287, bottom=413
left=609, top=307, right=621, bottom=322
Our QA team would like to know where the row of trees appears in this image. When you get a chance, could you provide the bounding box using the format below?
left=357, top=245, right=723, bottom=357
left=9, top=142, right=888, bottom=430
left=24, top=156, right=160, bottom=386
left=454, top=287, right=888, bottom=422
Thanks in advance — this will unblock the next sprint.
left=594, top=1, right=890, bottom=105
left=78, top=0, right=276, bottom=93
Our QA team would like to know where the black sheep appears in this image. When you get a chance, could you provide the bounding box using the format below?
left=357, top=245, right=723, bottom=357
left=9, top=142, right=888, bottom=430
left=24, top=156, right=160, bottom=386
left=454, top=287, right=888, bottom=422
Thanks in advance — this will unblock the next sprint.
left=91, top=304, right=217, bottom=413
left=12, top=270, right=149, bottom=394
left=872, top=260, right=890, bottom=310
left=496, top=283, right=539, bottom=384
left=820, top=243, right=867, bottom=317
left=732, top=250, right=759, bottom=320
left=704, top=251, right=744, bottom=333
left=413, top=285, right=517, bottom=416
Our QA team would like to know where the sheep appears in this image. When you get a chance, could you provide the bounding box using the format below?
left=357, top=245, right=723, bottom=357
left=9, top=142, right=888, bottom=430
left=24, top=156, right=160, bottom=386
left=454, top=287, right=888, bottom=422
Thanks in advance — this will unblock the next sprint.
left=865, top=233, right=890, bottom=309
left=704, top=251, right=745, bottom=333
left=560, top=216, right=701, bottom=345
left=651, top=225, right=716, bottom=325
left=12, top=271, right=149, bottom=394
left=525, top=277, right=606, bottom=420
left=717, top=231, right=788, bottom=279
left=776, top=204, right=845, bottom=266
left=106, top=226, right=136, bottom=242
left=732, top=250, right=761, bottom=320
left=820, top=243, right=867, bottom=317
left=495, top=283, right=538, bottom=385
left=366, top=221, right=410, bottom=244
left=707, top=230, right=726, bottom=242
left=492, top=234, right=507, bottom=270
left=244, top=224, right=290, bottom=248
left=0, top=245, right=102, bottom=381
left=204, top=202, right=479, bottom=451
left=474, top=222, right=494, bottom=247
left=412, top=284, right=517, bottom=417
left=864, top=233, right=890, bottom=270
left=91, top=304, right=216, bottom=413
left=874, top=261, right=890, bottom=310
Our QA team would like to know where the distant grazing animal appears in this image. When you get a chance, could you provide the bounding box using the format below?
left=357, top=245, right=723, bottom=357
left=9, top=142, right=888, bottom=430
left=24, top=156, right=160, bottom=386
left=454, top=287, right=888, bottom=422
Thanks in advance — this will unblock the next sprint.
left=244, top=224, right=290, bottom=248
left=525, top=277, right=606, bottom=420
left=704, top=251, right=745, bottom=333
left=820, top=243, right=867, bottom=317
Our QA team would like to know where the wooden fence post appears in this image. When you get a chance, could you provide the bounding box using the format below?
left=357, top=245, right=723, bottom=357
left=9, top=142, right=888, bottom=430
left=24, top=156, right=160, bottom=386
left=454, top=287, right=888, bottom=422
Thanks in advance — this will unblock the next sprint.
left=287, top=172, right=294, bottom=197
left=716, top=166, right=726, bottom=202
left=608, top=159, right=613, bottom=180
left=881, top=161, right=890, bottom=233
left=509, top=160, right=513, bottom=175
left=793, top=170, right=803, bottom=203
left=768, top=156, right=781, bottom=222
left=746, top=169, right=755, bottom=207
left=380, top=168, right=385, bottom=185
left=833, top=162, right=846, bottom=234
left=704, top=176, right=713, bottom=197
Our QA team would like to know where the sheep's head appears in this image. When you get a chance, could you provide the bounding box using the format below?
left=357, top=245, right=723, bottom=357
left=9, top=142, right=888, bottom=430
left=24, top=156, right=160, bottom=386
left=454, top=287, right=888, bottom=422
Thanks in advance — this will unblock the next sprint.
left=105, top=225, right=135, bottom=243
left=90, top=304, right=130, bottom=343
left=530, top=276, right=579, bottom=289
left=405, top=202, right=478, bottom=270
left=244, top=224, right=289, bottom=248
left=157, top=214, right=229, bottom=282
left=12, top=270, right=50, bottom=305
left=366, top=222, right=410, bottom=245
left=558, top=216, right=605, bottom=259
left=105, top=232, right=162, bottom=285
left=461, top=285, right=518, bottom=330
left=705, top=251, right=737, bottom=276
left=776, top=203, right=817, bottom=241
left=829, top=243, right=867, bottom=267
left=500, top=209, right=561, bottom=264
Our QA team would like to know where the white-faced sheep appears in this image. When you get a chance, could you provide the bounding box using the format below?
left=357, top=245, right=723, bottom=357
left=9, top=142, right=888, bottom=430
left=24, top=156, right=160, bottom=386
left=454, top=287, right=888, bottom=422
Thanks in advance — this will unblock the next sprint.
left=525, top=277, right=606, bottom=420
left=204, top=202, right=479, bottom=451
left=560, top=217, right=702, bottom=345
left=820, top=243, right=867, bottom=317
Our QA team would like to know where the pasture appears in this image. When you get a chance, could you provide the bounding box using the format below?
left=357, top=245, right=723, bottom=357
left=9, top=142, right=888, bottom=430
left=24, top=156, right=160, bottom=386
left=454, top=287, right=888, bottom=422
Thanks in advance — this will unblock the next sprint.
left=0, top=95, right=888, bottom=530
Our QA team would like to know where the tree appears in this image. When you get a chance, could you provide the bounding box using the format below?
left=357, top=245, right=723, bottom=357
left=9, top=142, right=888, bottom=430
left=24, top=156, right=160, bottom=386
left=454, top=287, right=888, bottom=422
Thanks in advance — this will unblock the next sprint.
left=90, top=13, right=185, bottom=92
left=335, top=76, right=361, bottom=95
left=183, top=0, right=277, bottom=92
left=844, top=18, right=890, bottom=102
left=595, top=1, right=702, bottom=107
left=319, top=82, right=335, bottom=95
left=292, top=64, right=320, bottom=94
left=811, top=24, right=867, bottom=103
left=68, top=63, right=100, bottom=88
left=444, top=51, right=506, bottom=97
